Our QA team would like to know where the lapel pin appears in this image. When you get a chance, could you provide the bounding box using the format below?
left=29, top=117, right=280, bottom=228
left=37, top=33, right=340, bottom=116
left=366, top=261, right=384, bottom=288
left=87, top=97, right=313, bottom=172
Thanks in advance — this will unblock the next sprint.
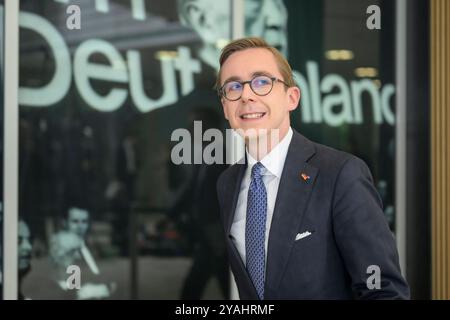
left=300, top=173, right=310, bottom=182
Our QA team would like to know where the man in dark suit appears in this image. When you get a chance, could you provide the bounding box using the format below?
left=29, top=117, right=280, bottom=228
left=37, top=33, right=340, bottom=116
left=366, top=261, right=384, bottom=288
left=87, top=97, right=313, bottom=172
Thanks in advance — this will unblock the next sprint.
left=215, top=37, right=410, bottom=300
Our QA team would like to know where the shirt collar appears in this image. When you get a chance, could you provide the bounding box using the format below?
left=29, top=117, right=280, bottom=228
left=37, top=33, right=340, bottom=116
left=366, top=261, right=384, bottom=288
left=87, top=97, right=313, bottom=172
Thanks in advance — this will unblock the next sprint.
left=246, top=127, right=293, bottom=178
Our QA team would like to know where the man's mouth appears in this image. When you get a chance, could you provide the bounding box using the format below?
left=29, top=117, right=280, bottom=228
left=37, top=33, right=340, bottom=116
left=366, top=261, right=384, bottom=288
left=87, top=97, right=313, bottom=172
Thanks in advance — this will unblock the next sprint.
left=240, top=112, right=266, bottom=120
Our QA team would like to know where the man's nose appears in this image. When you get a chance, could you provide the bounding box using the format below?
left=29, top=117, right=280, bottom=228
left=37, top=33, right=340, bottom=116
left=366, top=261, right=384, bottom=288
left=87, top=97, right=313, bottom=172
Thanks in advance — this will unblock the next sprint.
left=23, top=240, right=32, bottom=252
left=240, top=82, right=256, bottom=102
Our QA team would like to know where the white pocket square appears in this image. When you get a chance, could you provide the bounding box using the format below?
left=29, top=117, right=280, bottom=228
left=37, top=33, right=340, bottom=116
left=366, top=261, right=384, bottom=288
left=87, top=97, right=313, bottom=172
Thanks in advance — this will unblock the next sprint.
left=295, top=231, right=312, bottom=241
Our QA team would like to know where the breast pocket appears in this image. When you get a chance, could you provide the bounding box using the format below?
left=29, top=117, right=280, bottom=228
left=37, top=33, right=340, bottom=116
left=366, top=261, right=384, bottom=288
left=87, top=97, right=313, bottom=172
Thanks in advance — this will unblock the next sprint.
left=293, top=230, right=316, bottom=243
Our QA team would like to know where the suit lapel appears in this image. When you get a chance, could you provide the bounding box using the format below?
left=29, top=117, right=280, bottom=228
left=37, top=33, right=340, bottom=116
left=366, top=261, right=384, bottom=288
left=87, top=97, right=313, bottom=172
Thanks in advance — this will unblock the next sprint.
left=224, top=163, right=246, bottom=235
left=222, top=161, right=260, bottom=298
left=265, top=132, right=318, bottom=295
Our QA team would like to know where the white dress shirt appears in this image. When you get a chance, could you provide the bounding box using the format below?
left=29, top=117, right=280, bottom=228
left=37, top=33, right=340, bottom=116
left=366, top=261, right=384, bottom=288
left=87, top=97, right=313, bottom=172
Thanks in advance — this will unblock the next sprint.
left=230, top=127, right=293, bottom=266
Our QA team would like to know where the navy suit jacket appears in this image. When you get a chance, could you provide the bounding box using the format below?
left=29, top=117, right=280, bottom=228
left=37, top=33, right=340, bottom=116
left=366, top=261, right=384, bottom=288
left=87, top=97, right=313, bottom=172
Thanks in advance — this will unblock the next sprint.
left=216, top=130, right=410, bottom=299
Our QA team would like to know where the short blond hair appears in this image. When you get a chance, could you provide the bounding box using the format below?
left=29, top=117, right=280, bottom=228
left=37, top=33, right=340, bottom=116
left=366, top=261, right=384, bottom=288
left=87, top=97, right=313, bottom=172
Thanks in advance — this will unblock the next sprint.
left=215, top=37, right=296, bottom=93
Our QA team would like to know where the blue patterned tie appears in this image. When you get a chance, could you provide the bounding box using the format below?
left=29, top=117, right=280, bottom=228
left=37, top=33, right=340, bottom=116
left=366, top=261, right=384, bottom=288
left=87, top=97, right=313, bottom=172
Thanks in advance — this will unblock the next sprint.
left=245, top=162, right=267, bottom=300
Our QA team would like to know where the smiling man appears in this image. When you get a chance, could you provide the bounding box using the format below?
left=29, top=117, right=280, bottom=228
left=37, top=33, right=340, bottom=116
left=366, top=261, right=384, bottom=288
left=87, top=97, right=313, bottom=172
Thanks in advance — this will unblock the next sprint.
left=215, top=37, right=410, bottom=300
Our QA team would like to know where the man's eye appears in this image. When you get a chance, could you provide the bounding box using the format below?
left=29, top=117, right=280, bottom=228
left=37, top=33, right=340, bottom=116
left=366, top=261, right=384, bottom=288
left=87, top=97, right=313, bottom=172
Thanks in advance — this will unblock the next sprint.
left=253, top=78, right=270, bottom=86
left=227, top=83, right=241, bottom=91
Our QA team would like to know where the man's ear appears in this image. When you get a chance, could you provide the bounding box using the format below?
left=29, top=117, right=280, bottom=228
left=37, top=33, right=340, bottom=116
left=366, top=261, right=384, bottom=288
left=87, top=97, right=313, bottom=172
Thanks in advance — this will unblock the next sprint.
left=287, top=86, right=301, bottom=111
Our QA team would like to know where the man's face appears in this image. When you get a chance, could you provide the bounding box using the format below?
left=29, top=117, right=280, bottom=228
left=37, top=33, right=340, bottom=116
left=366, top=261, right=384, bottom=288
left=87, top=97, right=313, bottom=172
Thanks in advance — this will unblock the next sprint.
left=50, top=231, right=83, bottom=269
left=245, top=0, right=288, bottom=57
left=220, top=48, right=299, bottom=139
left=67, top=208, right=89, bottom=238
left=18, top=221, right=32, bottom=272
left=181, top=0, right=231, bottom=47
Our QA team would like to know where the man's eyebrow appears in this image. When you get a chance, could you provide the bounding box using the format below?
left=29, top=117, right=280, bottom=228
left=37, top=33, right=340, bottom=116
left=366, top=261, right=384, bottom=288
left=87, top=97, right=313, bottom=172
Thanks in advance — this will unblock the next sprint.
left=251, top=71, right=274, bottom=78
left=222, top=71, right=275, bottom=85
left=222, top=76, right=242, bottom=84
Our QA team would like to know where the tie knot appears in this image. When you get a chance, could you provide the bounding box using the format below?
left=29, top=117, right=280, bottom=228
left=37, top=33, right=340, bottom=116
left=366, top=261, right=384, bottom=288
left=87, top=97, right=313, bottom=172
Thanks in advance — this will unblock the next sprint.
left=251, top=162, right=265, bottom=179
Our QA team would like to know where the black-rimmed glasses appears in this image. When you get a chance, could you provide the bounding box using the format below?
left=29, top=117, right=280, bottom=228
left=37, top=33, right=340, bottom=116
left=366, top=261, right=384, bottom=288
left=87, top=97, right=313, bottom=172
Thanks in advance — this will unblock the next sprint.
left=219, top=75, right=289, bottom=101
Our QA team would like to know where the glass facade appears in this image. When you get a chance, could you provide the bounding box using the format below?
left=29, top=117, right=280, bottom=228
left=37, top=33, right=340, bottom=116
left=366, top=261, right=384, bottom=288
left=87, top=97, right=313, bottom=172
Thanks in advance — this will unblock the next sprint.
left=2, top=0, right=402, bottom=299
left=280, top=0, right=396, bottom=230
left=18, top=0, right=231, bottom=300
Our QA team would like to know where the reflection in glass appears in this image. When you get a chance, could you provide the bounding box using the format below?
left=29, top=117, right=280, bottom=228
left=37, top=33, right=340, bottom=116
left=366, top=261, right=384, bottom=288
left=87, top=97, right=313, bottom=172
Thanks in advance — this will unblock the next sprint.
left=18, top=220, right=32, bottom=299
left=18, top=0, right=232, bottom=299
left=245, top=0, right=288, bottom=57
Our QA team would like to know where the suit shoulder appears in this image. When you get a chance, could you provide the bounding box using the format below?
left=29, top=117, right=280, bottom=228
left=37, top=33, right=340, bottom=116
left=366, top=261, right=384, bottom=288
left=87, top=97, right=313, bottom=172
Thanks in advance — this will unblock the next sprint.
left=309, top=140, right=352, bottom=166
left=308, top=140, right=370, bottom=177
